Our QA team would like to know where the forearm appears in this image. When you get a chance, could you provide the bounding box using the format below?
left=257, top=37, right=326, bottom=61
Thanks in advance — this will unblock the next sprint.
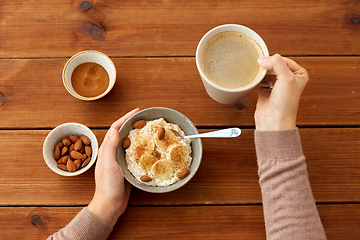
left=255, top=129, right=326, bottom=240
left=48, top=207, right=113, bottom=240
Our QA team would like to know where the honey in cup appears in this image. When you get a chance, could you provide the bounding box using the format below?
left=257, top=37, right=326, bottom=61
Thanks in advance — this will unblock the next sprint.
left=199, top=31, right=264, bottom=90
left=71, top=62, right=109, bottom=97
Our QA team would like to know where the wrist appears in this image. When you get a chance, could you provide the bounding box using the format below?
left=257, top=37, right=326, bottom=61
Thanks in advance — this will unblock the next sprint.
left=255, top=117, right=296, bottom=131
left=87, top=197, right=122, bottom=227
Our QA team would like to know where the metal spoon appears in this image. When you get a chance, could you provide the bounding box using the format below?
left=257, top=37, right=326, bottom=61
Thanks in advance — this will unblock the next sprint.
left=169, top=127, right=241, bottom=139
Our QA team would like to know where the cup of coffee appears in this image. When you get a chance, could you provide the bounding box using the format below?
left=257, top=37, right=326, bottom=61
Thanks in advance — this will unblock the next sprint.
left=196, top=24, right=269, bottom=104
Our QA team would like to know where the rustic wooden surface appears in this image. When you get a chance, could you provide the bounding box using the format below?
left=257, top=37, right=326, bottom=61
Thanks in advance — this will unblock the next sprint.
left=1, top=0, right=359, bottom=239
left=0, top=205, right=359, bottom=239
left=1, top=57, right=360, bottom=129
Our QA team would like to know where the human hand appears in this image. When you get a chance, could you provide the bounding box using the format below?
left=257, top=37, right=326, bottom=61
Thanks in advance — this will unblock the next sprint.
left=254, top=54, right=309, bottom=131
left=87, top=108, right=140, bottom=227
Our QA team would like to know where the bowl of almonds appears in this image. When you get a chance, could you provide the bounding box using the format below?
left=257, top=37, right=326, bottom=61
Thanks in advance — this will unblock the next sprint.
left=43, top=123, right=98, bottom=176
left=116, top=107, right=203, bottom=193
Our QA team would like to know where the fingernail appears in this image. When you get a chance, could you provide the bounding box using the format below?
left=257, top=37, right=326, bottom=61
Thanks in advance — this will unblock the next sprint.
left=258, top=57, right=268, bottom=64
left=108, top=127, right=116, bottom=137
left=268, top=81, right=274, bottom=89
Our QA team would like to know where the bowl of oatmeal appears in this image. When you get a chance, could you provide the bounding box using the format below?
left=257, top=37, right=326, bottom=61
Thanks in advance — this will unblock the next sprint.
left=116, top=107, right=203, bottom=193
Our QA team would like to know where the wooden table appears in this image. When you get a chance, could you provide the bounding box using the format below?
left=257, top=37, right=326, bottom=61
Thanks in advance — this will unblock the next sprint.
left=1, top=1, right=359, bottom=239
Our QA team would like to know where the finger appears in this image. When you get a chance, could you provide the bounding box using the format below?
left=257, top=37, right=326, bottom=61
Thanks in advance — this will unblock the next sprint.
left=284, top=57, right=308, bottom=78
left=111, top=108, right=140, bottom=131
left=101, top=128, right=120, bottom=152
left=262, top=74, right=277, bottom=89
left=258, top=54, right=293, bottom=80
left=101, top=108, right=140, bottom=148
left=98, top=108, right=140, bottom=163
left=283, top=57, right=302, bottom=72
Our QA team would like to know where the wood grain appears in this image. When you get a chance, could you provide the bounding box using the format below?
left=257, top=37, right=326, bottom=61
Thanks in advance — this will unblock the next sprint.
left=0, top=128, right=359, bottom=206
left=0, top=204, right=358, bottom=239
left=1, top=1, right=359, bottom=239
left=1, top=0, right=360, bottom=58
left=0, top=57, right=359, bottom=129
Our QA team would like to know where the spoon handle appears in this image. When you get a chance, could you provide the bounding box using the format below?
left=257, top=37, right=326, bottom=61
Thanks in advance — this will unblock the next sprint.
left=185, top=127, right=241, bottom=139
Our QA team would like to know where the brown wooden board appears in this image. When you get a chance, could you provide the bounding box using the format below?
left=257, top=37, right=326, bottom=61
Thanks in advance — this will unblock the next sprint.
left=1, top=0, right=360, bottom=58
left=0, top=204, right=359, bottom=239
left=0, top=128, right=359, bottom=206
left=1, top=57, right=360, bottom=129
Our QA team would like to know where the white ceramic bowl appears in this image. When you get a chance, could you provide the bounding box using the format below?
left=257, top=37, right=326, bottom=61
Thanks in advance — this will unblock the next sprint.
left=62, top=50, right=116, bottom=101
left=116, top=107, right=203, bottom=193
left=43, top=123, right=98, bottom=176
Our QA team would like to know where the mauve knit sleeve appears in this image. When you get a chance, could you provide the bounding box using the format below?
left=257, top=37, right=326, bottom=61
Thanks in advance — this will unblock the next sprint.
left=47, top=207, right=113, bottom=240
left=255, top=128, right=327, bottom=240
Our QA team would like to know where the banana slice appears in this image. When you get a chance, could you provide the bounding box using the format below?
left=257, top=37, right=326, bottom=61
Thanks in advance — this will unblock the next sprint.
left=131, top=134, right=155, bottom=161
left=151, top=159, right=173, bottom=180
left=169, top=144, right=190, bottom=168
left=155, top=129, right=180, bottom=151
left=140, top=154, right=158, bottom=173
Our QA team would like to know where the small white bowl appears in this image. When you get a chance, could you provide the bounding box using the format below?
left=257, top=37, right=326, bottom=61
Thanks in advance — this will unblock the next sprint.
left=62, top=50, right=116, bottom=101
left=116, top=107, right=203, bottom=193
left=43, top=123, right=98, bottom=176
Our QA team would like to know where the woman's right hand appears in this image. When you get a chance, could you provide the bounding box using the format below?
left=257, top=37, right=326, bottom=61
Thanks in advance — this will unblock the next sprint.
left=254, top=54, right=309, bottom=131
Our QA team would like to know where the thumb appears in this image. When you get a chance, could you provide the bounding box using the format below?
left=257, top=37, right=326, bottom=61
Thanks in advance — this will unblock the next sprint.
left=103, top=127, right=120, bottom=148
left=97, top=127, right=120, bottom=166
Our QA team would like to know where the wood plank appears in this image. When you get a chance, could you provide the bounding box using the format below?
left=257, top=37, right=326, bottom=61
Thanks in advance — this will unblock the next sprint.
left=0, top=128, right=359, bottom=206
left=0, top=204, right=358, bottom=239
left=1, top=57, right=360, bottom=129
left=2, top=0, right=360, bottom=58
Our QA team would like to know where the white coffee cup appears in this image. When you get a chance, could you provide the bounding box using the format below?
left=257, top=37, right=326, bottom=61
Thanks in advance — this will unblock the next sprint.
left=196, top=24, right=270, bottom=104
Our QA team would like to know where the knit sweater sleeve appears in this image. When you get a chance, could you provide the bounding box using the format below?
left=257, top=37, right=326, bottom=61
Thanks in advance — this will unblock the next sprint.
left=255, top=128, right=327, bottom=240
left=47, top=207, right=113, bottom=240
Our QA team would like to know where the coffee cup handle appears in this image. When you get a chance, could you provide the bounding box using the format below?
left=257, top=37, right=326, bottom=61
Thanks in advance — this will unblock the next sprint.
left=258, top=70, right=276, bottom=89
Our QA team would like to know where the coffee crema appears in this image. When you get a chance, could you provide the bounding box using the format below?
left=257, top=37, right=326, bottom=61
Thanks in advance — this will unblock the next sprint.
left=200, top=31, right=264, bottom=90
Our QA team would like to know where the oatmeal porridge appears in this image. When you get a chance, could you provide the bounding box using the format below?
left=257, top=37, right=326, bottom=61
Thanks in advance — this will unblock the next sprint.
left=123, top=118, right=192, bottom=186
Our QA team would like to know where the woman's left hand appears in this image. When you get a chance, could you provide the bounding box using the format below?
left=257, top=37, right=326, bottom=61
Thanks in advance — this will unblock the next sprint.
left=87, top=108, right=140, bottom=227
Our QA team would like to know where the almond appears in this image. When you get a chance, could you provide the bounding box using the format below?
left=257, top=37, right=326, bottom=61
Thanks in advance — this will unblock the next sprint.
left=70, top=150, right=83, bottom=160
left=157, top=127, right=165, bottom=140
left=85, top=145, right=92, bottom=156
left=54, top=142, right=64, bottom=150
left=79, top=144, right=85, bottom=154
left=59, top=155, right=71, bottom=164
left=122, top=138, right=131, bottom=148
left=140, top=175, right=152, bottom=182
left=54, top=147, right=61, bottom=160
left=132, top=120, right=146, bottom=129
left=74, top=160, right=82, bottom=170
left=69, top=143, right=74, bottom=153
left=81, top=153, right=88, bottom=161
left=152, top=149, right=161, bottom=159
left=67, top=159, right=76, bottom=172
left=69, top=135, right=79, bottom=143
left=74, top=139, right=83, bottom=151
left=177, top=169, right=190, bottom=179
left=61, top=146, right=69, bottom=156
left=57, top=163, right=68, bottom=171
left=80, top=134, right=91, bottom=145
left=62, top=137, right=71, bottom=147
left=81, top=157, right=91, bottom=168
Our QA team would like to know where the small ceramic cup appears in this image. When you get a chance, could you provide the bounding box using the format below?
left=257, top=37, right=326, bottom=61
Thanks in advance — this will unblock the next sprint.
left=62, top=50, right=116, bottom=101
left=196, top=24, right=271, bottom=104
left=43, top=122, right=98, bottom=176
